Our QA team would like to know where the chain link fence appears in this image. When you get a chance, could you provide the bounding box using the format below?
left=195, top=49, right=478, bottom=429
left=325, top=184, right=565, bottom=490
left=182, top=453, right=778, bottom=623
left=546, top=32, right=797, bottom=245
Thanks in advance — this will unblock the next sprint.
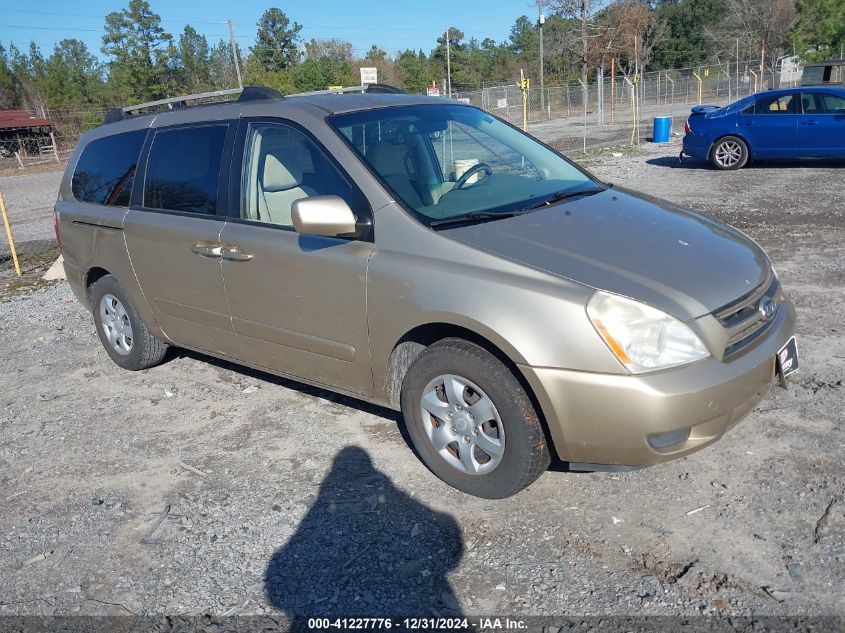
left=453, top=59, right=802, bottom=153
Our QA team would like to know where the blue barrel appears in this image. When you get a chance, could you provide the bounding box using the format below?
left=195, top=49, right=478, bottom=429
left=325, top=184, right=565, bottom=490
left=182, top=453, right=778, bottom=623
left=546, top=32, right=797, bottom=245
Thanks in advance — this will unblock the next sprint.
left=652, top=116, right=671, bottom=143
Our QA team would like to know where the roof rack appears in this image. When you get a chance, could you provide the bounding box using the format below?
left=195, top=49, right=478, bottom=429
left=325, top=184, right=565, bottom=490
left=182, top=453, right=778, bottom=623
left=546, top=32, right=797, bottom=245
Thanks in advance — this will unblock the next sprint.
left=102, top=85, right=285, bottom=125
left=288, top=83, right=405, bottom=97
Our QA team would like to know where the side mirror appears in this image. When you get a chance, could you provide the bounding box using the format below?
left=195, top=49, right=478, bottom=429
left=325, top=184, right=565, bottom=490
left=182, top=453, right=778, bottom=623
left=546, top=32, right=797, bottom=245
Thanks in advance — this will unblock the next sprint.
left=291, top=196, right=357, bottom=238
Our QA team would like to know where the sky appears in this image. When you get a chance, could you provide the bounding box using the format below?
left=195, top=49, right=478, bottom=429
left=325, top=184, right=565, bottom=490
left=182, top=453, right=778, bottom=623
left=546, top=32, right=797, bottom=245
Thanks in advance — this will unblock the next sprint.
left=0, top=0, right=539, bottom=59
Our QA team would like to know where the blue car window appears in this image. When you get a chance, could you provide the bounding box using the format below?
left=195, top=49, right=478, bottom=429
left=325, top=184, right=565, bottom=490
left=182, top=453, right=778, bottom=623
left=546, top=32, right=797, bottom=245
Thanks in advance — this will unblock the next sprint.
left=820, top=93, right=845, bottom=114
left=754, top=94, right=795, bottom=114
left=800, top=93, right=822, bottom=113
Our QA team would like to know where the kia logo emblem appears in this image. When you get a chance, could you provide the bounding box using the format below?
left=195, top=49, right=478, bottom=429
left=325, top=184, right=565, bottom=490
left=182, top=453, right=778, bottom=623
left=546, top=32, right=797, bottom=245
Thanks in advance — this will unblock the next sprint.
left=759, top=297, right=777, bottom=321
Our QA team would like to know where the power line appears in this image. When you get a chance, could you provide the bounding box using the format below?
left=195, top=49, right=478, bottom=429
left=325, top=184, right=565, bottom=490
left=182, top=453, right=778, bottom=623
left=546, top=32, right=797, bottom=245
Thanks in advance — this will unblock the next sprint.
left=0, top=8, right=505, bottom=36
left=0, top=23, right=103, bottom=32
left=0, top=8, right=227, bottom=26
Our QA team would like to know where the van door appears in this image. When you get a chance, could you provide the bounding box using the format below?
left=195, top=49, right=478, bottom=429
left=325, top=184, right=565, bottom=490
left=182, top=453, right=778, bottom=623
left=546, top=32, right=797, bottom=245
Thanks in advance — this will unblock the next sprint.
left=124, top=122, right=239, bottom=358
left=219, top=119, right=375, bottom=395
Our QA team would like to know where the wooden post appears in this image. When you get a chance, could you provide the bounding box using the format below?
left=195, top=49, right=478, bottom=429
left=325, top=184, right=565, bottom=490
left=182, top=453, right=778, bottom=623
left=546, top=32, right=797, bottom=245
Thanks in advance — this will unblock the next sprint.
left=0, top=191, right=22, bottom=276
left=49, top=132, right=60, bottom=163
left=610, top=58, right=616, bottom=123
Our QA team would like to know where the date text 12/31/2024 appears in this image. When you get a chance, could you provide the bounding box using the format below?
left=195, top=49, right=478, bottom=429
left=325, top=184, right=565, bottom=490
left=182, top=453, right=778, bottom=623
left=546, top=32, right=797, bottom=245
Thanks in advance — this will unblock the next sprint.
left=307, top=617, right=528, bottom=630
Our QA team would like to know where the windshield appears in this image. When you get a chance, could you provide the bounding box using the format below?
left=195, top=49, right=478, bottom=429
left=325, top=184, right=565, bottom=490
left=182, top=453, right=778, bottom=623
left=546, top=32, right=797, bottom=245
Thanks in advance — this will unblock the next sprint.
left=330, top=105, right=599, bottom=226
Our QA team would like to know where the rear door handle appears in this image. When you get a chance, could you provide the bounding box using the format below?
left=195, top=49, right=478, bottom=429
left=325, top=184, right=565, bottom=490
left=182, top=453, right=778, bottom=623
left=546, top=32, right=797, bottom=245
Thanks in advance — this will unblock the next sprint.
left=221, top=246, right=253, bottom=262
left=800, top=120, right=818, bottom=126
left=191, top=243, right=223, bottom=257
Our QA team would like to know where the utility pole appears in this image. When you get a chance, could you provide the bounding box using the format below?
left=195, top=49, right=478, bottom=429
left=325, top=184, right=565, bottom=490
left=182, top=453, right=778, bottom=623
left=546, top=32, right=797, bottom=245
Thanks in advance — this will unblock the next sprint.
left=538, top=0, right=545, bottom=113
left=445, top=28, right=452, bottom=99
left=227, top=19, right=243, bottom=89
left=580, top=0, right=588, bottom=114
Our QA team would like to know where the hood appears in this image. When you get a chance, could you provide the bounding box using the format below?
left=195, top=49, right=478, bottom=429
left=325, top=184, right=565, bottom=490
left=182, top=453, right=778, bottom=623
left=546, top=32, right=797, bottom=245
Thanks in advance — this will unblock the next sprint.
left=442, top=188, right=769, bottom=319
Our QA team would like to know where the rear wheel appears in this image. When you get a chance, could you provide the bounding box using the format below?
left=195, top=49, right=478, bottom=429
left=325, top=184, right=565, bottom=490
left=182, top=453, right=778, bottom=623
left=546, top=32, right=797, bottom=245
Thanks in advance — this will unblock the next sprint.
left=400, top=339, right=550, bottom=498
left=710, top=136, right=748, bottom=170
left=90, top=275, right=168, bottom=370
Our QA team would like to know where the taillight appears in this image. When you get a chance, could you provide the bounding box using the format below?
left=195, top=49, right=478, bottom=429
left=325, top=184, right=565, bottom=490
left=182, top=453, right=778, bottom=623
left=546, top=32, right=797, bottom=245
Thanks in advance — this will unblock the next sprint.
left=53, top=211, right=62, bottom=249
left=684, top=119, right=692, bottom=135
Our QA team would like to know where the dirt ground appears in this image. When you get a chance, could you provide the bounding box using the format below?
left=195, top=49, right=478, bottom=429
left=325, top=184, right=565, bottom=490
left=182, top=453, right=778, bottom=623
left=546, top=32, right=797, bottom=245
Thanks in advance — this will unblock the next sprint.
left=0, top=138, right=843, bottom=629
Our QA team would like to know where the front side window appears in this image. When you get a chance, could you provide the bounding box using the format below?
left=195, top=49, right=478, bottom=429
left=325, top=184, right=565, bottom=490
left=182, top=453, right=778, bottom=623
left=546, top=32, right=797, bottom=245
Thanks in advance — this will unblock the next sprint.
left=820, top=93, right=845, bottom=113
left=144, top=125, right=227, bottom=214
left=754, top=93, right=796, bottom=114
left=331, top=105, right=598, bottom=226
left=241, top=122, right=355, bottom=227
left=71, top=130, right=146, bottom=206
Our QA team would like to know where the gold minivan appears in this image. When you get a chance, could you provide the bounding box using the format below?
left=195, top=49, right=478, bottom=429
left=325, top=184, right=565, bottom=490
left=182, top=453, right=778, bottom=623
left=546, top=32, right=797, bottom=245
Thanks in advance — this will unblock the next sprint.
left=55, top=86, right=797, bottom=498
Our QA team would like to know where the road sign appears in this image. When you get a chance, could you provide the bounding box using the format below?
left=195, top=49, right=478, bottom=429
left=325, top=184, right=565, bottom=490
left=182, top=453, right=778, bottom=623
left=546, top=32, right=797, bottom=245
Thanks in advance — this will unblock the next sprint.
left=360, top=67, right=378, bottom=85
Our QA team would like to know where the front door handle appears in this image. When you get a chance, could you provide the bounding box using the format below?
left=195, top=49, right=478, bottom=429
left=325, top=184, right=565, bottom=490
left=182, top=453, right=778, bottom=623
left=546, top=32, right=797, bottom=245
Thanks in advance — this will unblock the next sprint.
left=191, top=243, right=222, bottom=257
left=221, top=246, right=253, bottom=262
left=800, top=120, right=818, bottom=126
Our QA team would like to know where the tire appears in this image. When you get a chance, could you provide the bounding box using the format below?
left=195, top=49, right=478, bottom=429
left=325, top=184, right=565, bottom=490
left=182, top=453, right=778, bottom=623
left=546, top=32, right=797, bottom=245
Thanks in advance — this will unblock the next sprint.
left=400, top=338, right=550, bottom=498
left=710, top=135, right=749, bottom=170
left=90, top=274, right=168, bottom=371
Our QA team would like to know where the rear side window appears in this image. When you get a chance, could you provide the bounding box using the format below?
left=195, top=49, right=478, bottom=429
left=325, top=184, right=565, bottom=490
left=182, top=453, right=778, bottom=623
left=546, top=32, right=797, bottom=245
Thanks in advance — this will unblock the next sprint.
left=71, top=130, right=146, bottom=206
left=144, top=125, right=227, bottom=214
left=753, top=93, right=796, bottom=114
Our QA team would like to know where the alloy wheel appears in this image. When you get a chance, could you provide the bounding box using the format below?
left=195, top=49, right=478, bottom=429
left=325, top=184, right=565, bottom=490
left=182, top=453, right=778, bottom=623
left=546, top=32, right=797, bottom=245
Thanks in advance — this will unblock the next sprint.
left=715, top=140, right=743, bottom=167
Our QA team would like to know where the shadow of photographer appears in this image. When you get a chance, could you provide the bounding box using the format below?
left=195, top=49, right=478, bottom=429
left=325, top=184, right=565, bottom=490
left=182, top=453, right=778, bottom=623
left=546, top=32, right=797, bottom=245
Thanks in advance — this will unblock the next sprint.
left=265, top=446, right=465, bottom=628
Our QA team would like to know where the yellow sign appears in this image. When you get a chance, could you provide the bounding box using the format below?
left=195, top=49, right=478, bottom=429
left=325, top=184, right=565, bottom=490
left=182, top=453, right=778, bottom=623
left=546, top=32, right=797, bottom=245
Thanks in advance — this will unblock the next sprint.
left=521, top=78, right=530, bottom=90
left=704, top=69, right=710, bottom=77
left=633, top=74, right=640, bottom=83
left=328, top=85, right=343, bottom=91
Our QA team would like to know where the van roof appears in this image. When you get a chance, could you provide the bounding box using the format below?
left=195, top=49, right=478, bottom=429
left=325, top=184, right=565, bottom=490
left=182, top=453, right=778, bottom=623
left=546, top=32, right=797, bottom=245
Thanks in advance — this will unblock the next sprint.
left=101, top=85, right=452, bottom=128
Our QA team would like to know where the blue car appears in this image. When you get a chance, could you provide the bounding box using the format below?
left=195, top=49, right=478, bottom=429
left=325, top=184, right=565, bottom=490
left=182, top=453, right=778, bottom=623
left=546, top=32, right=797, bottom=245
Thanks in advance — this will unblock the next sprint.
left=681, top=86, right=845, bottom=169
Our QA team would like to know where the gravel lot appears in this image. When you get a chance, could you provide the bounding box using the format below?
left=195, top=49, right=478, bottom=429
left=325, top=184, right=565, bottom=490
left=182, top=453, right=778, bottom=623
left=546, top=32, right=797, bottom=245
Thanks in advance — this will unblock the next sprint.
left=0, top=139, right=843, bottom=629
left=0, top=170, right=62, bottom=271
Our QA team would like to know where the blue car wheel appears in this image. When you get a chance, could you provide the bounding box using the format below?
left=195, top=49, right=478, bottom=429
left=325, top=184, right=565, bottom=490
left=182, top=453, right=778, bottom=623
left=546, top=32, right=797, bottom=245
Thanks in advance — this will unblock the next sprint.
left=710, top=135, right=749, bottom=170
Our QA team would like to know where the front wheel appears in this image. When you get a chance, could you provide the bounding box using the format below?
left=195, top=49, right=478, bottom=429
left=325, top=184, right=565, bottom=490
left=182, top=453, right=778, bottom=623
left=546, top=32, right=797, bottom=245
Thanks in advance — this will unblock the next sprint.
left=400, top=339, right=550, bottom=498
left=710, top=136, right=748, bottom=170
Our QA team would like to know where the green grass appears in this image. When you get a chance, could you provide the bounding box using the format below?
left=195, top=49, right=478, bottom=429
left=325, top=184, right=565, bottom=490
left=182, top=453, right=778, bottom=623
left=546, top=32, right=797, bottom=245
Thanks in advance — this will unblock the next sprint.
left=0, top=246, right=62, bottom=299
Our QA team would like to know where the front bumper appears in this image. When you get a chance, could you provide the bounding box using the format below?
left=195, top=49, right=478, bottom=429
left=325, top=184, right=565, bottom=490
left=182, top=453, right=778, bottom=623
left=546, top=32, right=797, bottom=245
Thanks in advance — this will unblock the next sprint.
left=520, top=297, right=796, bottom=466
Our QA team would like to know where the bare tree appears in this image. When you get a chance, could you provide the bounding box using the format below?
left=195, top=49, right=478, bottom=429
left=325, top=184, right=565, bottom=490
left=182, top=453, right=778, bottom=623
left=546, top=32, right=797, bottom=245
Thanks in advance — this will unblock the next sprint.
left=549, top=0, right=606, bottom=88
left=706, top=0, right=796, bottom=68
left=304, top=38, right=354, bottom=63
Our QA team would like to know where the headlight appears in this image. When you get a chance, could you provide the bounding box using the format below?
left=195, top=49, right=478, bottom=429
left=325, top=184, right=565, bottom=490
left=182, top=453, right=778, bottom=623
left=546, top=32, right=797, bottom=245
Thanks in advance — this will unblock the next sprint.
left=586, top=291, right=709, bottom=373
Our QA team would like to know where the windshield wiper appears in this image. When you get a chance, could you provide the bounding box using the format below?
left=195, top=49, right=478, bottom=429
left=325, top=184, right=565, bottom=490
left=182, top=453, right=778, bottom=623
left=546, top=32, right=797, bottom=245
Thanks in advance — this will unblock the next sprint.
left=429, top=210, right=530, bottom=229
left=521, top=186, right=606, bottom=212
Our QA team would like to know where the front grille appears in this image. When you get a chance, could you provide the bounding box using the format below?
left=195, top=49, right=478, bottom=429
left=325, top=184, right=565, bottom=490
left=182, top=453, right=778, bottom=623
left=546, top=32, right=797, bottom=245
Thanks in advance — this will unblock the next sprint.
left=715, top=271, right=780, bottom=358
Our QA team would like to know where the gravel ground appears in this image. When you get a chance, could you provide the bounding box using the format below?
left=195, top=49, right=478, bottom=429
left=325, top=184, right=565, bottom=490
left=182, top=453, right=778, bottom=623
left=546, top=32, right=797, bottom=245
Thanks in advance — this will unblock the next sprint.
left=0, top=139, right=843, bottom=629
